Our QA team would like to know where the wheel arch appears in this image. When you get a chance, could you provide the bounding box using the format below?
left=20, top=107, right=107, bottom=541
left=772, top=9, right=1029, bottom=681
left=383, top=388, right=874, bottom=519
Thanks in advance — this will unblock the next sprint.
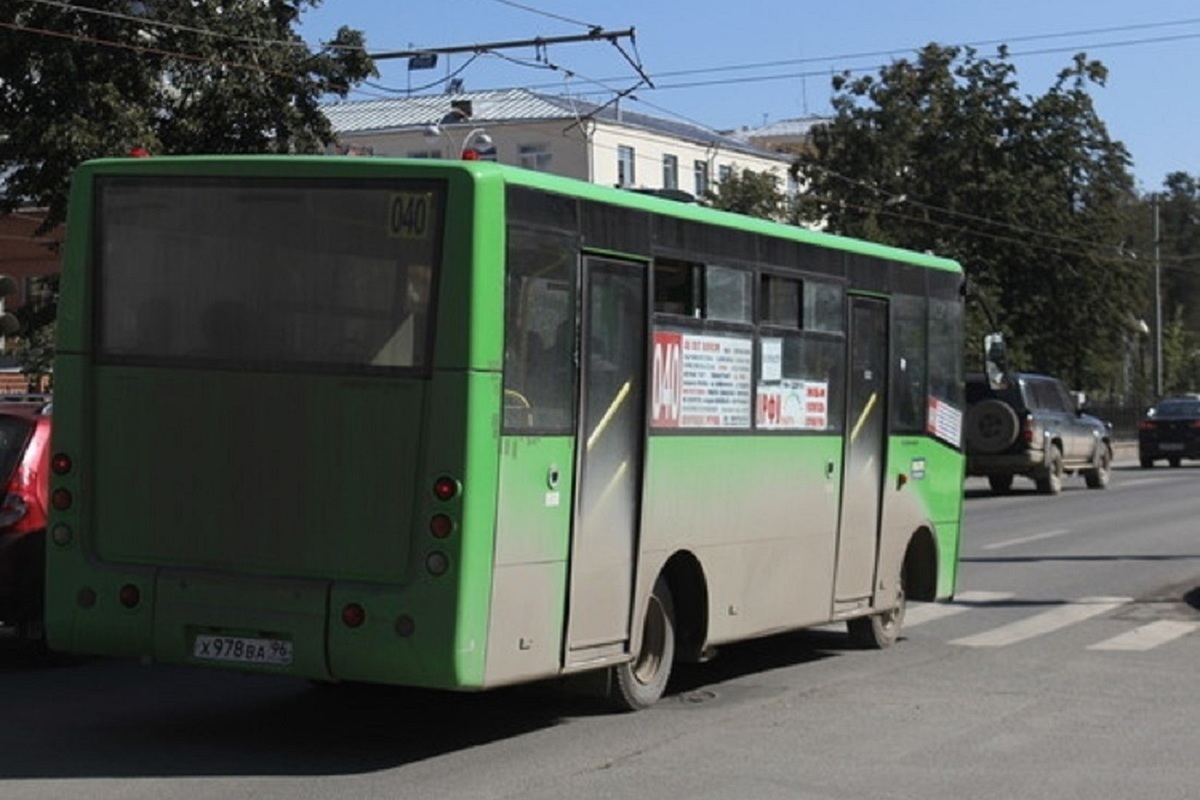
left=657, top=550, right=709, bottom=664
left=902, top=525, right=939, bottom=602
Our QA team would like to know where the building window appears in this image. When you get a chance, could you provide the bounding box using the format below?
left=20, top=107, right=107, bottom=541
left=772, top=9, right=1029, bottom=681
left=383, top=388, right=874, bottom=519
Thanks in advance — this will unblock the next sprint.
left=718, top=164, right=732, bottom=184
left=618, top=145, right=636, bottom=187
left=518, top=144, right=553, bottom=171
left=406, top=148, right=443, bottom=159
left=663, top=154, right=679, bottom=190
left=693, top=160, right=709, bottom=197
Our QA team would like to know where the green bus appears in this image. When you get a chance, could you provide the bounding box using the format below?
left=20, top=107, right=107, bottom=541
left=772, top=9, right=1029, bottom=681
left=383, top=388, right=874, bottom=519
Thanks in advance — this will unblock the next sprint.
left=45, top=155, right=964, bottom=710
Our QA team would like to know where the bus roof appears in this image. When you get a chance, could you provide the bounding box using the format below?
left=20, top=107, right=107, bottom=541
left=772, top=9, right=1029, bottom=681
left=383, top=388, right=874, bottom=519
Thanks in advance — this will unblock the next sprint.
left=74, top=155, right=963, bottom=274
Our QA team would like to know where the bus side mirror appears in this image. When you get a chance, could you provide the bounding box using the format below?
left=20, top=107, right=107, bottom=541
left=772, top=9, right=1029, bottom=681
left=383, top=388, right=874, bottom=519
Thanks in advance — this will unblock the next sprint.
left=984, top=332, right=1007, bottom=389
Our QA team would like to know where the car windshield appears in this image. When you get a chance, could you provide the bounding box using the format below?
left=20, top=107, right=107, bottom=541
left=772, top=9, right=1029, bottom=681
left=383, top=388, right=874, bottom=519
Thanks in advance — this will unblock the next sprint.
left=0, top=414, right=34, bottom=483
left=1152, top=399, right=1200, bottom=417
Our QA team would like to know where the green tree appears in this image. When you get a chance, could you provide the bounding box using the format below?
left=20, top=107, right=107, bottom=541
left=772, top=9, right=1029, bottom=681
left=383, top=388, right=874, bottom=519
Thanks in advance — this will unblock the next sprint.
left=1117, top=174, right=1200, bottom=396
left=0, top=0, right=375, bottom=228
left=706, top=168, right=788, bottom=221
left=791, top=44, right=1145, bottom=394
left=0, top=0, right=375, bottom=379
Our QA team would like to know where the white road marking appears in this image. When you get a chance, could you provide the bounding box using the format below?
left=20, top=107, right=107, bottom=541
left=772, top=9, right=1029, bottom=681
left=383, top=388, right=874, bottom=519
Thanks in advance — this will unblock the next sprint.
left=981, top=528, right=1071, bottom=551
left=905, top=591, right=1015, bottom=627
left=1087, top=620, right=1200, bottom=651
left=949, top=596, right=1131, bottom=647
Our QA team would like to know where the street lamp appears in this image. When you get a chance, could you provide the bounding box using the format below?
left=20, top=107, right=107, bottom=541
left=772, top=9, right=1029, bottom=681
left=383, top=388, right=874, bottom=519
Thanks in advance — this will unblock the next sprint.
left=423, top=123, right=496, bottom=161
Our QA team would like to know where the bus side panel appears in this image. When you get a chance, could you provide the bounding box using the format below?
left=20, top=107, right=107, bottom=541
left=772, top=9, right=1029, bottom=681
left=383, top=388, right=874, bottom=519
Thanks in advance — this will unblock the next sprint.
left=482, top=435, right=574, bottom=686
left=640, top=435, right=843, bottom=644
left=878, top=436, right=963, bottom=602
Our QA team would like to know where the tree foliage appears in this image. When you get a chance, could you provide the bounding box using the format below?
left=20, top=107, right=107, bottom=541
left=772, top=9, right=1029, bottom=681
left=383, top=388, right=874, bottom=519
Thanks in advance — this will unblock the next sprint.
left=791, top=44, right=1145, bottom=395
left=705, top=168, right=788, bottom=221
left=0, top=0, right=376, bottom=228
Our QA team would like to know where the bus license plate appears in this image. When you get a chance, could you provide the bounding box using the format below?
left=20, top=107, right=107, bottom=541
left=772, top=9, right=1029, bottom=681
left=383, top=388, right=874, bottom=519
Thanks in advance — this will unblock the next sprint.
left=193, top=634, right=293, bottom=666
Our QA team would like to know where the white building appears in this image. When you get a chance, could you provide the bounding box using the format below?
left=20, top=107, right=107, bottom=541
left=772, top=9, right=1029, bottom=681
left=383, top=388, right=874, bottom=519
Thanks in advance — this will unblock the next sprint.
left=323, top=88, right=795, bottom=201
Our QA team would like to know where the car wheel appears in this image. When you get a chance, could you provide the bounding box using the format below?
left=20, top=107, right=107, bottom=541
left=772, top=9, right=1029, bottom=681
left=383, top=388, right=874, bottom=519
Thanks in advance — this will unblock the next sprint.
left=988, top=474, right=1014, bottom=494
left=965, top=399, right=1020, bottom=454
left=1140, top=457, right=1154, bottom=469
left=1084, top=443, right=1112, bottom=489
left=1169, top=456, right=1182, bottom=468
left=1035, top=445, right=1064, bottom=495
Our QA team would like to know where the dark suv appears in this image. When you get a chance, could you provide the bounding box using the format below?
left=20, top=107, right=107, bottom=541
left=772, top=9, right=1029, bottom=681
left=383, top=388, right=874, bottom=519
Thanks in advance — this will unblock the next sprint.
left=964, top=373, right=1112, bottom=494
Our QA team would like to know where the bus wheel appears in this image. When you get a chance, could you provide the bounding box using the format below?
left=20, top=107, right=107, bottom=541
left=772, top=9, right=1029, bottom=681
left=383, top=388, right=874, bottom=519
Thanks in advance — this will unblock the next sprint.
left=611, top=577, right=675, bottom=711
left=847, top=575, right=905, bottom=649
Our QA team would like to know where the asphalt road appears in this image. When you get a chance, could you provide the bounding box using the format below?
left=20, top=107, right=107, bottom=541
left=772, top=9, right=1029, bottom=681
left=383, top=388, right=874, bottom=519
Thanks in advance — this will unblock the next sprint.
left=1, top=455, right=1196, bottom=800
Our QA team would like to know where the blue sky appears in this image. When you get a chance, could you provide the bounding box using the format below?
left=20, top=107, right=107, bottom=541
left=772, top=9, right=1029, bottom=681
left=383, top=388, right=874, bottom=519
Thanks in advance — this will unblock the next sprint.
left=300, top=1, right=1199, bottom=193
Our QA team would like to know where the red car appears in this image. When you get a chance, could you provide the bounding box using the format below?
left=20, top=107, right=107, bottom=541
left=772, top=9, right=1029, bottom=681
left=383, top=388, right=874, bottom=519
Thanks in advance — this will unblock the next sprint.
left=0, top=396, right=52, bottom=640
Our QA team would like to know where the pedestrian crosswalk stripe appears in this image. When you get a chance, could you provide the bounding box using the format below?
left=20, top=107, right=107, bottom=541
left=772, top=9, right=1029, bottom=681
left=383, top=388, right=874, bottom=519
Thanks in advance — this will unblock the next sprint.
left=948, top=596, right=1131, bottom=647
left=905, top=591, right=1015, bottom=627
left=1087, top=620, right=1200, bottom=651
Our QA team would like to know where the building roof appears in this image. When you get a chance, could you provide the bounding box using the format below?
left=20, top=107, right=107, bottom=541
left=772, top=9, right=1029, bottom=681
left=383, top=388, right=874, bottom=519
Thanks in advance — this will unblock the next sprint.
left=323, top=88, right=786, bottom=161
left=723, top=117, right=825, bottom=143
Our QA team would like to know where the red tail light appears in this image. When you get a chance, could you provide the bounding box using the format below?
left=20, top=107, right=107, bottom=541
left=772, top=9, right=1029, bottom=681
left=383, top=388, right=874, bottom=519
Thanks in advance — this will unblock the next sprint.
left=432, top=475, right=460, bottom=502
left=429, top=513, right=454, bottom=538
left=0, top=467, right=46, bottom=534
left=341, top=603, right=366, bottom=628
left=1022, top=415, right=1035, bottom=443
left=51, top=453, right=72, bottom=475
left=51, top=488, right=72, bottom=511
left=1138, top=420, right=1156, bottom=431
left=119, top=584, right=141, bottom=608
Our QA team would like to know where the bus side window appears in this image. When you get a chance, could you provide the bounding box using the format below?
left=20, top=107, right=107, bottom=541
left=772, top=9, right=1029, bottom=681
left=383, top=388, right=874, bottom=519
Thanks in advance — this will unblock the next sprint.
left=503, top=229, right=577, bottom=433
left=653, top=258, right=700, bottom=317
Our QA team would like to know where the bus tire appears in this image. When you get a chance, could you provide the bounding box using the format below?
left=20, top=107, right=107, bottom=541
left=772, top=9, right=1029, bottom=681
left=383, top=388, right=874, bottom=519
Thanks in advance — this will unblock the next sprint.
left=847, top=573, right=905, bottom=649
left=611, top=577, right=675, bottom=711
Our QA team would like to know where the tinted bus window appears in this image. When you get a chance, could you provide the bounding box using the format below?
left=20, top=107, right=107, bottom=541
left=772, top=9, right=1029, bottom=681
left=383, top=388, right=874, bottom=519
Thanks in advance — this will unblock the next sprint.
left=96, top=178, right=444, bottom=372
left=503, top=228, right=577, bottom=432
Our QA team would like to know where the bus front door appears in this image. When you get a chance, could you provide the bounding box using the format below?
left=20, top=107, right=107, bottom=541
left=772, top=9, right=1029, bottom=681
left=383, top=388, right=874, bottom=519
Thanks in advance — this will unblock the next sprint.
left=835, top=296, right=889, bottom=605
left=564, top=257, right=647, bottom=665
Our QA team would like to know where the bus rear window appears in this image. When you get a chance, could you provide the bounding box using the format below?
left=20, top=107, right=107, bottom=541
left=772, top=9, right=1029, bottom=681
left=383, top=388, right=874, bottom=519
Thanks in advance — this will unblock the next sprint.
left=95, top=177, right=445, bottom=372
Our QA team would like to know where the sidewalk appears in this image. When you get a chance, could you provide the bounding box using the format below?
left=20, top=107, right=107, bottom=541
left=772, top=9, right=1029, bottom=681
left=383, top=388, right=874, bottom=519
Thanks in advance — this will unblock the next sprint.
left=1112, top=439, right=1138, bottom=466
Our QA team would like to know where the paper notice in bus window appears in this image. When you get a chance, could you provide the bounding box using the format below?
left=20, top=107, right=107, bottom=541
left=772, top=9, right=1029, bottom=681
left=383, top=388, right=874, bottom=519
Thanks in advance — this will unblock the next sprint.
left=652, top=331, right=752, bottom=429
left=927, top=396, right=963, bottom=447
left=761, top=338, right=782, bottom=381
left=387, top=192, right=434, bottom=239
left=758, top=380, right=828, bottom=430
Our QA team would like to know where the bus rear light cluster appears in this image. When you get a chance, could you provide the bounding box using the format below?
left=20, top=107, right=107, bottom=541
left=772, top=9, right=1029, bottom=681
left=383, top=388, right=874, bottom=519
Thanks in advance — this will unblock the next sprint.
left=51, top=488, right=73, bottom=511
left=432, top=475, right=460, bottom=502
left=51, top=453, right=72, bottom=475
left=119, top=584, right=141, bottom=609
left=51, top=523, right=73, bottom=547
left=426, top=551, right=450, bottom=576
left=429, top=513, right=454, bottom=539
left=341, top=603, right=366, bottom=628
